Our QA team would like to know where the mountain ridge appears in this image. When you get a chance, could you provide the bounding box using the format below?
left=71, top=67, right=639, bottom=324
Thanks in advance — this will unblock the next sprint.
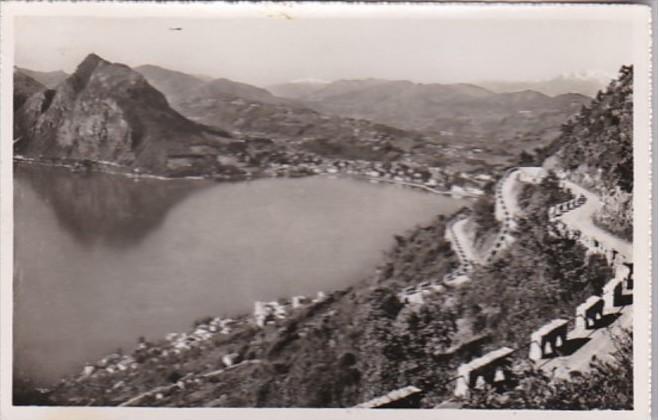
left=13, top=69, right=45, bottom=111
left=15, top=66, right=69, bottom=89
left=15, top=53, right=235, bottom=176
left=477, top=73, right=611, bottom=97
left=135, top=64, right=428, bottom=163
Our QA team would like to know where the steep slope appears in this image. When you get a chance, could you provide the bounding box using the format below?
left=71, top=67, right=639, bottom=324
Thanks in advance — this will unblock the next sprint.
left=13, top=69, right=45, bottom=111
left=544, top=65, right=633, bottom=239
left=136, top=65, right=289, bottom=107
left=15, top=53, right=234, bottom=176
left=34, top=66, right=634, bottom=410
left=15, top=67, right=69, bottom=89
left=44, top=215, right=463, bottom=408
left=134, top=64, right=206, bottom=106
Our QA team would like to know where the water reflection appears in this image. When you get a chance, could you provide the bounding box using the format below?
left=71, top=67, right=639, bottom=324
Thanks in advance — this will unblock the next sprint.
left=15, top=164, right=210, bottom=247
left=14, top=166, right=465, bottom=386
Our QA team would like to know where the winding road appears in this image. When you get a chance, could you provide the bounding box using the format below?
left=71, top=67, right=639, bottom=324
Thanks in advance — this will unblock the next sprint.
left=484, top=167, right=539, bottom=263
left=445, top=167, right=535, bottom=280
left=450, top=217, right=480, bottom=265
left=558, top=180, right=632, bottom=260
left=538, top=180, right=632, bottom=378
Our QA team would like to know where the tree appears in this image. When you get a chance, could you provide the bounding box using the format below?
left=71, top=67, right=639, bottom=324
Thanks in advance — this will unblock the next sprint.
left=464, top=329, right=632, bottom=409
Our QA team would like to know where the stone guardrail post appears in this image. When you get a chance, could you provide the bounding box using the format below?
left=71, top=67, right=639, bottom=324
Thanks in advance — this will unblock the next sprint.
left=603, top=275, right=632, bottom=310
left=529, top=319, right=569, bottom=361
left=606, top=248, right=618, bottom=266
left=454, top=347, right=514, bottom=398
left=575, top=296, right=605, bottom=332
left=602, top=263, right=634, bottom=310
left=622, top=262, right=633, bottom=290
left=548, top=193, right=586, bottom=221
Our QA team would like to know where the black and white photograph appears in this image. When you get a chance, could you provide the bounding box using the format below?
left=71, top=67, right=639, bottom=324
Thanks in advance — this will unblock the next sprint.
left=0, top=2, right=652, bottom=418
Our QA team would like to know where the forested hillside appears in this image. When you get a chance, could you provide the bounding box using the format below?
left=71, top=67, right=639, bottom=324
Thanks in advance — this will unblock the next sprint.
left=16, top=59, right=635, bottom=410
left=545, top=65, right=633, bottom=239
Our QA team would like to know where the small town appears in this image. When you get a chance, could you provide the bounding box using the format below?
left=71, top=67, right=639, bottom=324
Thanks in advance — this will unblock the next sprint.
left=6, top=5, right=644, bottom=416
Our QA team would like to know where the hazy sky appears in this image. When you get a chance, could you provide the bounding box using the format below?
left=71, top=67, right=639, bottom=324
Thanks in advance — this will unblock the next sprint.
left=15, top=13, right=635, bottom=87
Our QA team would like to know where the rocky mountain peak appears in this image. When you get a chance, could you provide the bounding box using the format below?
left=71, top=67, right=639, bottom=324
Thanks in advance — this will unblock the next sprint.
left=14, top=53, right=233, bottom=176
left=69, top=53, right=109, bottom=93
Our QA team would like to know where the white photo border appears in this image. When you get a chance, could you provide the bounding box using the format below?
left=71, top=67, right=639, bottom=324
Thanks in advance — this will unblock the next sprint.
left=0, top=2, right=652, bottom=419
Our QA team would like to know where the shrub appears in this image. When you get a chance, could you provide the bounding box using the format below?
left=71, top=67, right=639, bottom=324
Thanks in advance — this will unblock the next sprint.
left=166, top=370, right=183, bottom=383
left=464, top=329, right=632, bottom=409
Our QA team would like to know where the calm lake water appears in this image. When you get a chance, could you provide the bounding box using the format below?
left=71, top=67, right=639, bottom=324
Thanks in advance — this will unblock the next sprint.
left=14, top=165, right=465, bottom=386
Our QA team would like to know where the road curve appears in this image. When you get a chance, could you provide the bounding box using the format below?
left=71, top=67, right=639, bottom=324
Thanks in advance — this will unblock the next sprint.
left=539, top=180, right=632, bottom=378
left=558, top=180, right=632, bottom=260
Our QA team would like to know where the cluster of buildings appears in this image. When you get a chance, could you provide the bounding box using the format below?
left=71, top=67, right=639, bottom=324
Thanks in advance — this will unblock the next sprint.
left=77, top=317, right=239, bottom=382
left=225, top=137, right=494, bottom=195
left=232, top=146, right=493, bottom=199
left=253, top=291, right=328, bottom=328
left=164, top=317, right=236, bottom=352
left=397, top=281, right=446, bottom=306
left=255, top=150, right=446, bottom=187
left=76, top=289, right=335, bottom=386
left=80, top=353, right=139, bottom=379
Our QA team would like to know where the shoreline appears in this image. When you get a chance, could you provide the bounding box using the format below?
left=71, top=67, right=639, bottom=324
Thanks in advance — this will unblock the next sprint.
left=14, top=160, right=471, bottom=394
left=14, top=163, right=633, bottom=407
left=13, top=156, right=482, bottom=199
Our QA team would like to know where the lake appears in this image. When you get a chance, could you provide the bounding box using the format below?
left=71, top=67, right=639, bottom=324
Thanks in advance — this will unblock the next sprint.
left=13, top=165, right=466, bottom=386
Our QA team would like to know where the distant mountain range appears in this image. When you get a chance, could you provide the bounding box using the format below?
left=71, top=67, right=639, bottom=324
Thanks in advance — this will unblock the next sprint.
left=15, top=67, right=69, bottom=89
left=267, top=78, right=590, bottom=158
left=134, top=66, right=591, bottom=164
left=269, top=71, right=610, bottom=100
left=134, top=64, right=425, bottom=162
left=477, top=71, right=613, bottom=98
left=13, top=56, right=597, bottom=175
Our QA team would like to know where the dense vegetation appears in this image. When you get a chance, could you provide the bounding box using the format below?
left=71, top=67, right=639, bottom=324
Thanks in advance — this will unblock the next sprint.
left=470, top=194, right=500, bottom=251
left=453, top=67, right=633, bottom=409
left=464, top=329, right=632, bottom=409
left=34, top=161, right=625, bottom=409
left=543, top=66, right=633, bottom=240
left=21, top=66, right=633, bottom=410
left=552, top=66, right=633, bottom=193
left=457, top=173, right=612, bottom=349
left=39, top=163, right=622, bottom=408
left=39, top=215, right=470, bottom=407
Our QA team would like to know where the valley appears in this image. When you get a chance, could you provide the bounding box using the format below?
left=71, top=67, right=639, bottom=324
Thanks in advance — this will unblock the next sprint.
left=12, top=54, right=634, bottom=410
